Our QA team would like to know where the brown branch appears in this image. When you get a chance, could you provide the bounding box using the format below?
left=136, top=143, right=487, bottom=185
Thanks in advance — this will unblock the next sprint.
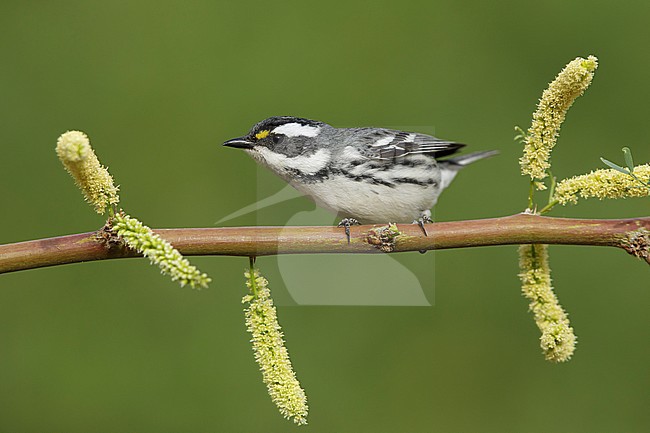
left=1, top=213, right=649, bottom=274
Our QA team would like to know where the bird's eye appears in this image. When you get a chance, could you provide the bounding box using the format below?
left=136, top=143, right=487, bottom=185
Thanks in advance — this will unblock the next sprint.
left=272, top=134, right=284, bottom=144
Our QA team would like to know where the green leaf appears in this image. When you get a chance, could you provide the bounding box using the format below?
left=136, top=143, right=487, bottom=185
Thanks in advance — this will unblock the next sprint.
left=513, top=126, right=527, bottom=143
left=600, top=157, right=630, bottom=175
left=622, top=147, right=635, bottom=173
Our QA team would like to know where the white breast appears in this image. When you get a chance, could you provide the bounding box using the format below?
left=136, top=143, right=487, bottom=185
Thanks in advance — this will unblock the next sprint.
left=290, top=174, right=441, bottom=223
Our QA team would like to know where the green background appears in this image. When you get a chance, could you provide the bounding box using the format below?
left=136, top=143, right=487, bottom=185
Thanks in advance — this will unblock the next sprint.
left=1, top=0, right=649, bottom=431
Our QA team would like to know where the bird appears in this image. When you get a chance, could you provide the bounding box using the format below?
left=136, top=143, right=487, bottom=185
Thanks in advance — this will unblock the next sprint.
left=223, top=116, right=496, bottom=239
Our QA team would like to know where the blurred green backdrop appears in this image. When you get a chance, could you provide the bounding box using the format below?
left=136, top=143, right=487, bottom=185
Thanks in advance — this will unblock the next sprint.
left=1, top=0, right=649, bottom=431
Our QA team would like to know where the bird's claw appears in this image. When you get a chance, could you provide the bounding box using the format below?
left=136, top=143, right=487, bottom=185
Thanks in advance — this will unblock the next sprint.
left=413, top=215, right=433, bottom=236
left=337, top=218, right=360, bottom=244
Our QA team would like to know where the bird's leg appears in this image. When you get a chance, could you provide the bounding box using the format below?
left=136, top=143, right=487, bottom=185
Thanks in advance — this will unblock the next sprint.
left=337, top=218, right=360, bottom=244
left=413, top=212, right=433, bottom=236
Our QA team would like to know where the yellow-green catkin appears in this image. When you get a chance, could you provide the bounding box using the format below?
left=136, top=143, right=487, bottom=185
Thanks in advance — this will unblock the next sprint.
left=56, top=130, right=119, bottom=214
left=520, top=56, right=598, bottom=186
left=111, top=212, right=211, bottom=289
left=243, top=267, right=308, bottom=425
left=554, top=164, right=650, bottom=205
left=518, top=244, right=576, bottom=362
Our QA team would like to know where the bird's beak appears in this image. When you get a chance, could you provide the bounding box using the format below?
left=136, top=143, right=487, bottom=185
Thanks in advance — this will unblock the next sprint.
left=223, top=137, right=254, bottom=149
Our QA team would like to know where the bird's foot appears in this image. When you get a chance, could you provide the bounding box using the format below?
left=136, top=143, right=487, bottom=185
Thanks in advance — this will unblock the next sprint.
left=413, top=215, right=433, bottom=237
left=337, top=218, right=360, bottom=244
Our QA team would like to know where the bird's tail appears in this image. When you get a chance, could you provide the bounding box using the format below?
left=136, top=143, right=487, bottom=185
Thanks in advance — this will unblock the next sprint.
left=437, top=150, right=498, bottom=189
left=441, top=150, right=499, bottom=167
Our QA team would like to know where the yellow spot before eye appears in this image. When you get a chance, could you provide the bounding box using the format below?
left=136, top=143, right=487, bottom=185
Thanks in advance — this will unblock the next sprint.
left=255, top=130, right=270, bottom=140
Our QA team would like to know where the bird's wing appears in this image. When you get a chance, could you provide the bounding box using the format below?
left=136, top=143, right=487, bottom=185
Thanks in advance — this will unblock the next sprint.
left=353, top=128, right=465, bottom=160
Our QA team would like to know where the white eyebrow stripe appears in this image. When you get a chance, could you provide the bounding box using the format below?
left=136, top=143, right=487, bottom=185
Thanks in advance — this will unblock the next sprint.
left=271, top=123, right=321, bottom=137
left=257, top=147, right=331, bottom=174
left=371, top=136, right=395, bottom=147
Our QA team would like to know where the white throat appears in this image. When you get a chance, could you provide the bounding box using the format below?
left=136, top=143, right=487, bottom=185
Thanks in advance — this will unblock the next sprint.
left=254, top=147, right=331, bottom=175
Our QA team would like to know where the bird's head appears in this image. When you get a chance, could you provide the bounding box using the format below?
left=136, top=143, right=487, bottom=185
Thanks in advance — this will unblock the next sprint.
left=223, top=116, right=333, bottom=175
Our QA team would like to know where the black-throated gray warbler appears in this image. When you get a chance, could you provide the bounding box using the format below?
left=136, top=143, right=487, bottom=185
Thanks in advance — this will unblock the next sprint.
left=223, top=116, right=496, bottom=238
